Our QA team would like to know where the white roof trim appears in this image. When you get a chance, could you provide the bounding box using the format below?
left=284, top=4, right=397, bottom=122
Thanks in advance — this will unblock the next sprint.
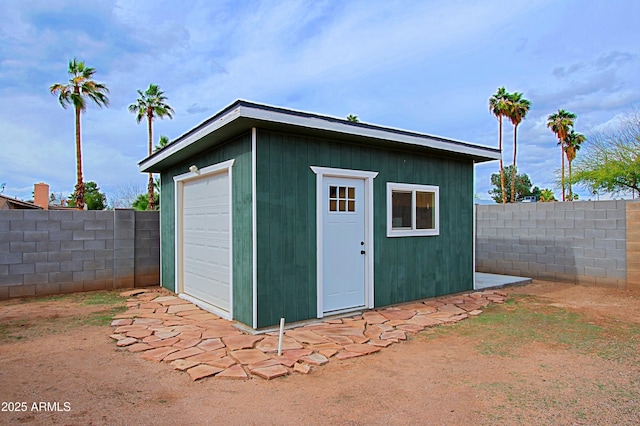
left=139, top=100, right=501, bottom=172
left=238, top=104, right=498, bottom=159
left=140, top=106, right=242, bottom=171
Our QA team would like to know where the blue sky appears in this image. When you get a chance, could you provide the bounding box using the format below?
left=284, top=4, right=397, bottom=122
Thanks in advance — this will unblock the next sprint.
left=1, top=0, right=639, bottom=204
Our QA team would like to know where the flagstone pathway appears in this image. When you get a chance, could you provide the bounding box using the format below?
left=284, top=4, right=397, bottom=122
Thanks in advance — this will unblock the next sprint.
left=110, top=289, right=507, bottom=381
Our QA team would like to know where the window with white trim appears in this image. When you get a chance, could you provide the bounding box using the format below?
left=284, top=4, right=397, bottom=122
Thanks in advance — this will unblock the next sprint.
left=387, top=183, right=439, bottom=237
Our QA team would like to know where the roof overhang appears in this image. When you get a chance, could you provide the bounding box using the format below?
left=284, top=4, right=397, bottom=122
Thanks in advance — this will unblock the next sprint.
left=139, top=100, right=501, bottom=173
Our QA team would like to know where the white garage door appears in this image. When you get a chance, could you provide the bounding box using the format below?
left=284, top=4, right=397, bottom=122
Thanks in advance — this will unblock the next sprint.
left=181, top=171, right=231, bottom=315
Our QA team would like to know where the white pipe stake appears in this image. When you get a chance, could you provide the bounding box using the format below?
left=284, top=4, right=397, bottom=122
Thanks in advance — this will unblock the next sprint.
left=277, top=317, right=285, bottom=356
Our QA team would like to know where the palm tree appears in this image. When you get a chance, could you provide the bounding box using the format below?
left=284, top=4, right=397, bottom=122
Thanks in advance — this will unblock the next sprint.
left=505, top=92, right=531, bottom=202
left=50, top=58, right=109, bottom=210
left=547, top=109, right=577, bottom=201
left=129, top=84, right=174, bottom=210
left=564, top=130, right=586, bottom=200
left=539, top=189, right=557, bottom=202
left=346, top=114, right=359, bottom=123
left=489, top=87, right=511, bottom=203
left=154, top=135, right=170, bottom=153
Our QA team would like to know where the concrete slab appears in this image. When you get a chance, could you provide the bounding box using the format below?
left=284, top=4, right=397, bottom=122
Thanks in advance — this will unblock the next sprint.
left=474, top=272, right=532, bottom=290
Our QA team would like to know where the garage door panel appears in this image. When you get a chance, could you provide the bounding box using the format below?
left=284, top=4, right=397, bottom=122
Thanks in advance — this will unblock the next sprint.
left=181, top=171, right=231, bottom=314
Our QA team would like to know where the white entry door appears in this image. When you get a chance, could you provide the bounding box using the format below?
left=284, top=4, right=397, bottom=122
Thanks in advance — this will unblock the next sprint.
left=322, top=176, right=366, bottom=313
left=181, top=171, right=231, bottom=315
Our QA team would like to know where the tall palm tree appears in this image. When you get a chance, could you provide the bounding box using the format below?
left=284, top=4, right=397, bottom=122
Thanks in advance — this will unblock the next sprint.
left=50, top=58, right=109, bottom=210
left=129, top=84, right=174, bottom=210
left=506, top=92, right=531, bottom=202
left=489, top=87, right=511, bottom=203
left=547, top=109, right=577, bottom=201
left=564, top=129, right=586, bottom=200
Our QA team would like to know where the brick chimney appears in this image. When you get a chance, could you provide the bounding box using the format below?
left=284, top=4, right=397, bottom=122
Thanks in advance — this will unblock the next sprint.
left=33, top=182, right=49, bottom=210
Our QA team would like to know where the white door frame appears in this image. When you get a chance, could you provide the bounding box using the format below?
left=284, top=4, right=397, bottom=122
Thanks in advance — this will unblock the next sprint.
left=174, top=159, right=235, bottom=320
left=310, top=166, right=378, bottom=317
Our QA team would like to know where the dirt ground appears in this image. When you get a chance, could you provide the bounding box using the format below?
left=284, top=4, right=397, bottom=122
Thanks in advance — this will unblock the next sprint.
left=0, top=280, right=639, bottom=425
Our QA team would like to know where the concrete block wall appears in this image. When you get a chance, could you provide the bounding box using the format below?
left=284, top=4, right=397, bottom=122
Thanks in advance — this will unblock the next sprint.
left=133, top=211, right=161, bottom=287
left=0, top=210, right=159, bottom=300
left=627, top=202, right=640, bottom=291
left=476, top=200, right=637, bottom=289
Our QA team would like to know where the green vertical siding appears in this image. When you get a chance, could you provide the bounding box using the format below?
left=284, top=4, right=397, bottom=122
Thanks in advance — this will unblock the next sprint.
left=255, top=130, right=474, bottom=328
left=255, top=133, right=316, bottom=327
left=372, top=150, right=473, bottom=306
left=160, top=134, right=253, bottom=326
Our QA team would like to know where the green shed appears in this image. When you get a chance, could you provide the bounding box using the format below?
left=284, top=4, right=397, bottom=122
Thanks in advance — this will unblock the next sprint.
left=139, top=100, right=500, bottom=329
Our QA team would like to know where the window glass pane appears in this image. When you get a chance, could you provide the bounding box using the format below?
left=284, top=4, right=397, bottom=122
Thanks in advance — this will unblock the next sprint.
left=329, top=186, right=337, bottom=198
left=348, top=200, right=355, bottom=212
left=391, top=191, right=412, bottom=228
left=339, top=186, right=346, bottom=198
left=339, top=200, right=346, bottom=211
left=416, top=191, right=434, bottom=229
left=329, top=200, right=337, bottom=211
left=348, top=187, right=355, bottom=199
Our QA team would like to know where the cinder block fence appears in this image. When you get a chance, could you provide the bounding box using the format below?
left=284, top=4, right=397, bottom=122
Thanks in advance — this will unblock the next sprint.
left=476, top=200, right=640, bottom=291
left=0, top=210, right=159, bottom=300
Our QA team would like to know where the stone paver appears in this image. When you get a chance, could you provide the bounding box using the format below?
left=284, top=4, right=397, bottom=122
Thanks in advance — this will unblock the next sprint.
left=147, top=336, right=180, bottom=348
left=206, top=356, right=236, bottom=369
left=248, top=358, right=281, bottom=371
left=380, top=330, right=407, bottom=341
left=299, top=353, right=328, bottom=366
left=343, top=344, right=380, bottom=355
left=116, top=337, right=138, bottom=347
left=217, top=364, right=248, bottom=380
left=281, top=348, right=313, bottom=360
left=154, top=331, right=180, bottom=340
left=285, top=329, right=331, bottom=345
left=110, top=288, right=506, bottom=381
left=255, top=336, right=303, bottom=352
left=187, top=364, right=223, bottom=381
left=397, top=324, right=424, bottom=333
left=274, top=355, right=297, bottom=368
left=127, top=343, right=153, bottom=353
left=114, top=324, right=148, bottom=333
left=187, top=350, right=227, bottom=363
left=126, top=329, right=154, bottom=339
left=379, top=309, right=416, bottom=321
left=140, top=347, right=180, bottom=362
left=173, top=339, right=201, bottom=350
left=407, top=316, right=443, bottom=327
left=251, top=364, right=289, bottom=380
left=222, top=335, right=264, bottom=350
left=167, top=304, right=201, bottom=314
left=177, top=331, right=202, bottom=340
left=120, top=289, right=151, bottom=298
left=171, top=359, right=200, bottom=371
left=293, top=363, right=311, bottom=374
left=436, top=304, right=468, bottom=315
left=197, top=338, right=225, bottom=352
left=163, top=347, right=204, bottom=362
left=334, top=351, right=367, bottom=360
left=133, top=318, right=164, bottom=326
left=229, top=349, right=271, bottom=365
left=370, top=339, right=394, bottom=347
left=362, top=311, right=388, bottom=324
left=152, top=295, right=180, bottom=303
left=317, top=348, right=339, bottom=358
left=201, top=326, right=243, bottom=339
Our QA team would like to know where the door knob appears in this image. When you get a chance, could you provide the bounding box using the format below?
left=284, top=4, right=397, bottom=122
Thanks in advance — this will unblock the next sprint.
left=361, top=250, right=366, bottom=255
